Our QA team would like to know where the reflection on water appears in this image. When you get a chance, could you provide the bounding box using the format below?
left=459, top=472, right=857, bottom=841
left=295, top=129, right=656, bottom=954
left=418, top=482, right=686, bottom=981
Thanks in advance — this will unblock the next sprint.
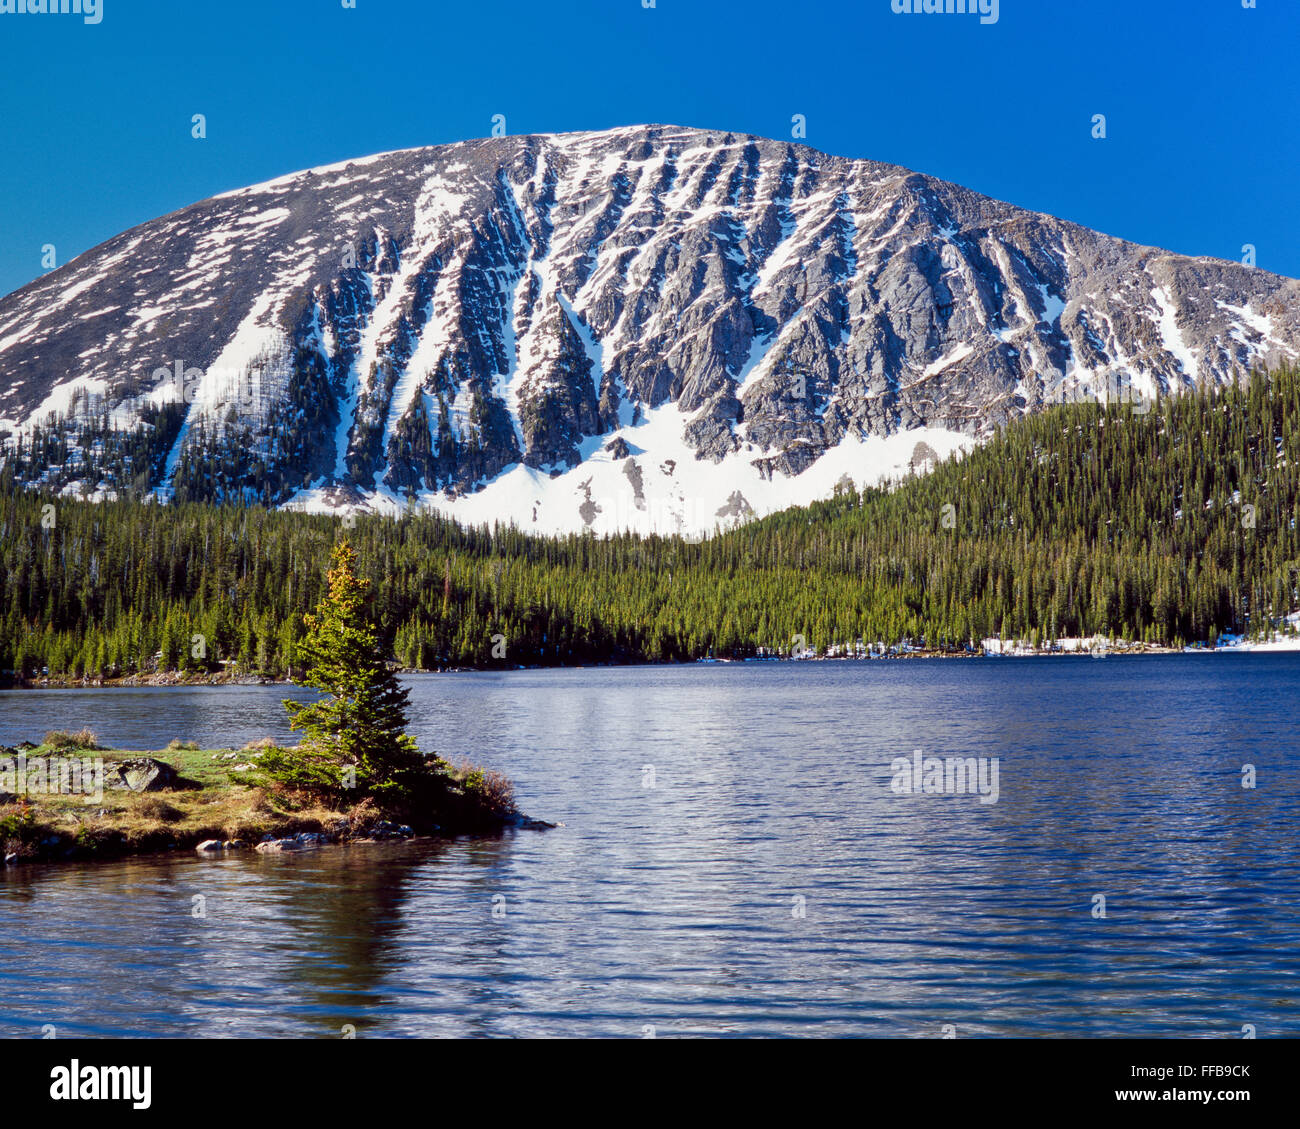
left=1, top=655, right=1298, bottom=1037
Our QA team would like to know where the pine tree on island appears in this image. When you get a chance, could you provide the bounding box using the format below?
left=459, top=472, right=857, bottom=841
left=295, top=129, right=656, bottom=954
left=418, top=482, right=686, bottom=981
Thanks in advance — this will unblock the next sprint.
left=270, top=540, right=424, bottom=802
left=261, top=539, right=516, bottom=827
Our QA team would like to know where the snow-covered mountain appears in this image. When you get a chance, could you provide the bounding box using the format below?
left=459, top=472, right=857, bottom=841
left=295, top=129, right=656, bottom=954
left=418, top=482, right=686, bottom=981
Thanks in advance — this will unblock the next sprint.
left=1, top=124, right=1297, bottom=535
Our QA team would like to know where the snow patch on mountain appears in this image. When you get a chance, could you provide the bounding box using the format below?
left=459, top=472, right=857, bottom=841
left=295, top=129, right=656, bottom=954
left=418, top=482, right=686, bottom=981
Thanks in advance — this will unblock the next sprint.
left=287, top=404, right=970, bottom=537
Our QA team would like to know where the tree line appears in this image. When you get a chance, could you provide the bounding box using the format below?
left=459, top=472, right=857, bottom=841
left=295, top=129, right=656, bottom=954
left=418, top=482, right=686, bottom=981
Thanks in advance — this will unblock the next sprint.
left=1, top=366, right=1297, bottom=679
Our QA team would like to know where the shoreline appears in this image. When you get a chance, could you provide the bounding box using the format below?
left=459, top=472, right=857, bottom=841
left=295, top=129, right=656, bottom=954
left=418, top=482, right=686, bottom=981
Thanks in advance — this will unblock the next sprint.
left=4, top=641, right=1297, bottom=690
left=0, top=746, right=553, bottom=869
left=1, top=815, right=552, bottom=871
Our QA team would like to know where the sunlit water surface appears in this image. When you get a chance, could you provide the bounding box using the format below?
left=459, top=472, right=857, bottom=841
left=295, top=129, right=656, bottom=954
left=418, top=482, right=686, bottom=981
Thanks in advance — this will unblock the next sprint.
left=1, top=655, right=1296, bottom=1037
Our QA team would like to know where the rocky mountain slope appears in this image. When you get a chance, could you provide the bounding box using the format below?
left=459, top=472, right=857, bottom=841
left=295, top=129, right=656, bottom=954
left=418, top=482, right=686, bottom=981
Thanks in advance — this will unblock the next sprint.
left=1, top=124, right=1297, bottom=535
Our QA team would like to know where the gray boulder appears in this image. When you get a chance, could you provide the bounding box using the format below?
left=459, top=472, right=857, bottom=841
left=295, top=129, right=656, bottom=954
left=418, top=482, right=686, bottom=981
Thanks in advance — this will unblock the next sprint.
left=106, top=758, right=179, bottom=793
left=255, top=838, right=302, bottom=853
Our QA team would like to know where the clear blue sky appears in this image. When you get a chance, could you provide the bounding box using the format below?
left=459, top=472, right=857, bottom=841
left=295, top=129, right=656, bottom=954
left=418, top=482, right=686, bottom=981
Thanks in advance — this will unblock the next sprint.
left=1, top=0, right=1297, bottom=299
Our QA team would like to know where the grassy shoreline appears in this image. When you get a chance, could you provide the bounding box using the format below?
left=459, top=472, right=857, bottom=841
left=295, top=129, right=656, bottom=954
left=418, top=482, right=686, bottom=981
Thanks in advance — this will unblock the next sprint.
left=0, top=738, right=542, bottom=867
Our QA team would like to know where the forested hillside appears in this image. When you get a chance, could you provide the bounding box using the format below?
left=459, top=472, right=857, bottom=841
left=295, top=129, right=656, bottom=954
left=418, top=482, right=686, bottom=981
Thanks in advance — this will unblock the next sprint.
left=2, top=367, right=1297, bottom=680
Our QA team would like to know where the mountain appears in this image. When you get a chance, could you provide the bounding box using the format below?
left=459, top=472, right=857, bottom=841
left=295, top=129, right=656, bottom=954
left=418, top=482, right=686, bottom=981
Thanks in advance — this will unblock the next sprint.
left=1, top=124, right=1297, bottom=535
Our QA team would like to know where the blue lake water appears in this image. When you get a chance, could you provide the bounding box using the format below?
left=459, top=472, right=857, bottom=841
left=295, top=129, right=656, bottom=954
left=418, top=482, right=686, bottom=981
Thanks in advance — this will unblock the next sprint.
left=0, top=655, right=1297, bottom=1037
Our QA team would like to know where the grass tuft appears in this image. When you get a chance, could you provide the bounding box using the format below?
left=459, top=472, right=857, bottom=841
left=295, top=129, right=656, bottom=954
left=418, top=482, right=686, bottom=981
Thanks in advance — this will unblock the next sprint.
left=42, top=728, right=101, bottom=751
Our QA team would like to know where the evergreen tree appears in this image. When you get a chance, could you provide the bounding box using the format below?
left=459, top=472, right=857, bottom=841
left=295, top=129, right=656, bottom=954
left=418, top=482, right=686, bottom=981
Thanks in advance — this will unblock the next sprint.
left=265, top=540, right=424, bottom=802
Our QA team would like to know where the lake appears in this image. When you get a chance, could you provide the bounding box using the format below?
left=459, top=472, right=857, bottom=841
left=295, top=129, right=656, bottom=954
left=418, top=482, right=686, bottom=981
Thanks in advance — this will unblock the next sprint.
left=1, top=655, right=1297, bottom=1037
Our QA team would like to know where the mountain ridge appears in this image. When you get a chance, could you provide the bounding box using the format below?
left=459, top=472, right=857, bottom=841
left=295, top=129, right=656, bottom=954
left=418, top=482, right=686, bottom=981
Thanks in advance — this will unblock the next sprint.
left=2, top=123, right=1297, bottom=535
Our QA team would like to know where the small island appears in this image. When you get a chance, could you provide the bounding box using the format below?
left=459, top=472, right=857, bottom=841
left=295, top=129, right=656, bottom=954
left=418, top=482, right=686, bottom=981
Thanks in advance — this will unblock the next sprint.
left=0, top=542, right=549, bottom=866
